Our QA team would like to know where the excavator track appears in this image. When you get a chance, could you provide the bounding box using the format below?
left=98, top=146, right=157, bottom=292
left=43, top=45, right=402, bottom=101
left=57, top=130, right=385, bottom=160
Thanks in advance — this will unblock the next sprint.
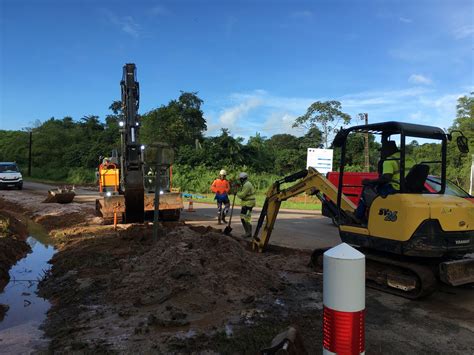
left=363, top=253, right=438, bottom=299
left=310, top=248, right=438, bottom=299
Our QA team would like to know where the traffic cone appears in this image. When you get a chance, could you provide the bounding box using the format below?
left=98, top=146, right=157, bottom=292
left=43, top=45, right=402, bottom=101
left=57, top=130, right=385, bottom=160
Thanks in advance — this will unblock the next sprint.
left=187, top=197, right=195, bottom=212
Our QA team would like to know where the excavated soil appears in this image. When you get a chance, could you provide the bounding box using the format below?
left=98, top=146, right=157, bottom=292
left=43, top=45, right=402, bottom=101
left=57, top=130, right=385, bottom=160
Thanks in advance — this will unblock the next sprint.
left=38, top=222, right=319, bottom=353
left=0, top=191, right=97, bottom=232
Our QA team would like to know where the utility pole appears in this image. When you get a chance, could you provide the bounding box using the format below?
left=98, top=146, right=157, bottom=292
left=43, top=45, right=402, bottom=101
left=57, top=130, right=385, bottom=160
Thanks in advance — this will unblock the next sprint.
left=470, top=154, right=474, bottom=195
left=359, top=113, right=370, bottom=172
left=28, top=131, right=32, bottom=177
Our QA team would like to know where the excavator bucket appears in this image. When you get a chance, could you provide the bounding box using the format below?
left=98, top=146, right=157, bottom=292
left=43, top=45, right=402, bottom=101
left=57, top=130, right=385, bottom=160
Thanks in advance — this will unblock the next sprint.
left=439, top=258, right=474, bottom=286
left=43, top=189, right=75, bottom=204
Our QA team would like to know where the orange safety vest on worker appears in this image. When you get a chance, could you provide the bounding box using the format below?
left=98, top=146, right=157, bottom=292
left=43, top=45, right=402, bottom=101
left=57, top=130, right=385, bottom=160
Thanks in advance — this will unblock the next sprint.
left=211, top=178, right=230, bottom=195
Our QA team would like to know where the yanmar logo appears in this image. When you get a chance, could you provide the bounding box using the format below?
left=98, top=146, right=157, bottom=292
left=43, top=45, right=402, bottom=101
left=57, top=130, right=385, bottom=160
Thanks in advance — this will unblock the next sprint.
left=379, top=208, right=398, bottom=222
left=454, top=239, right=469, bottom=245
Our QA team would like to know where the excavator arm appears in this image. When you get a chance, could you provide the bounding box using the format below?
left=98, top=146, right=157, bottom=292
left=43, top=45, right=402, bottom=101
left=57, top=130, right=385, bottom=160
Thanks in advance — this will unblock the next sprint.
left=252, top=167, right=356, bottom=252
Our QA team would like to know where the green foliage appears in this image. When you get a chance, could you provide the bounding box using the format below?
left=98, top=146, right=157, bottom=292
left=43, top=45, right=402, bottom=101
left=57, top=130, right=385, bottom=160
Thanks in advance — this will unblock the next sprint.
left=172, top=164, right=279, bottom=194
left=293, top=100, right=351, bottom=148
left=0, top=130, right=29, bottom=168
left=447, top=92, right=474, bottom=189
left=140, top=92, right=206, bottom=147
left=1, top=92, right=472, bottom=193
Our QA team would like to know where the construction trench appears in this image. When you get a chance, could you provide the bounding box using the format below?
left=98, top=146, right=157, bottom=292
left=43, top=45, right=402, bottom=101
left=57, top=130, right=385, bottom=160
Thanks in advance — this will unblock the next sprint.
left=0, top=186, right=473, bottom=354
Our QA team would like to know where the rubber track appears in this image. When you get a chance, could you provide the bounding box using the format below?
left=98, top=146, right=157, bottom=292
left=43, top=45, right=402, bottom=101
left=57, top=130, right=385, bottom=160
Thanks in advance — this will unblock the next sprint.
left=309, top=248, right=438, bottom=299
left=364, top=253, right=438, bottom=299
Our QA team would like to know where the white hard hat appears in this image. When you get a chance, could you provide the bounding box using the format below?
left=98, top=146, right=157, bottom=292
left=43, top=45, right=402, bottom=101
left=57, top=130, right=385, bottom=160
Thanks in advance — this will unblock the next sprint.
left=239, top=172, right=248, bottom=179
left=219, top=169, right=227, bottom=176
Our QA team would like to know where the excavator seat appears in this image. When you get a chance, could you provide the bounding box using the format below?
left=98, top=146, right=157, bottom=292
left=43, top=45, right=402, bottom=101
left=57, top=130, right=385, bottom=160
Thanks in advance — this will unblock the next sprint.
left=405, top=164, right=429, bottom=193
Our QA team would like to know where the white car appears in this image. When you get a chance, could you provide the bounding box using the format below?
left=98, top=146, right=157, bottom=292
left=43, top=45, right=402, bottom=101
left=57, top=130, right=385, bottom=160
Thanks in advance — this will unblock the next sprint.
left=0, top=162, right=23, bottom=190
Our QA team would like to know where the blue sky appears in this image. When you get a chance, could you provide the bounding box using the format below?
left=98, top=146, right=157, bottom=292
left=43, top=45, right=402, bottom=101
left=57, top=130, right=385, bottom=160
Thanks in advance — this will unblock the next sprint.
left=0, top=0, right=472, bottom=139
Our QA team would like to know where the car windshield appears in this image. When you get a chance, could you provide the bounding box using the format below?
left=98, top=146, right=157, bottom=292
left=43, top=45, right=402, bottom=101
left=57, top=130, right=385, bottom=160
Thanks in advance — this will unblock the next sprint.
left=425, top=176, right=471, bottom=198
left=0, top=164, right=19, bottom=172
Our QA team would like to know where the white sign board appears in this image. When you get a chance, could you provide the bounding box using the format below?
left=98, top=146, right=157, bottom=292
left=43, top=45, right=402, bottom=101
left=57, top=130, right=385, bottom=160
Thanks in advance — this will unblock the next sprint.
left=307, top=148, right=333, bottom=175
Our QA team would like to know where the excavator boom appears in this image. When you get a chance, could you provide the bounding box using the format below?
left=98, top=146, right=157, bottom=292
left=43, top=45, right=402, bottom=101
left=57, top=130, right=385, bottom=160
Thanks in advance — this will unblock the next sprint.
left=252, top=167, right=356, bottom=252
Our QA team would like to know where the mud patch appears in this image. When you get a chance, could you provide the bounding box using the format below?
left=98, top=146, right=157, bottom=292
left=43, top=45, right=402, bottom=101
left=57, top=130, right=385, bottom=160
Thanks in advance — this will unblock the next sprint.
left=0, top=192, right=96, bottom=232
left=38, top=223, right=320, bottom=353
left=34, top=212, right=89, bottom=231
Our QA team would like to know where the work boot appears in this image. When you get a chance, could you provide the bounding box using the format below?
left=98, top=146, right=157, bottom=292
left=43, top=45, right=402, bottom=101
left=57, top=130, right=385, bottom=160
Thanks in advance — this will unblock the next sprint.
left=217, top=214, right=222, bottom=225
left=240, top=219, right=249, bottom=238
left=222, top=212, right=227, bottom=224
left=246, top=224, right=252, bottom=238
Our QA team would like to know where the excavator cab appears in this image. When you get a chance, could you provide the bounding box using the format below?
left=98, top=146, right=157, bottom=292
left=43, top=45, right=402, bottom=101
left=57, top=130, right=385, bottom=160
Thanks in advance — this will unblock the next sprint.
left=332, top=121, right=474, bottom=297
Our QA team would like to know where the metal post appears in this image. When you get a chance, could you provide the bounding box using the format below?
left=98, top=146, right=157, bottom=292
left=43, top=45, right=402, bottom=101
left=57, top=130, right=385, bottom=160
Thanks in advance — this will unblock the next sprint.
left=470, top=154, right=474, bottom=195
left=28, top=131, right=32, bottom=177
left=152, top=151, right=161, bottom=243
left=363, top=113, right=369, bottom=172
left=323, top=243, right=365, bottom=355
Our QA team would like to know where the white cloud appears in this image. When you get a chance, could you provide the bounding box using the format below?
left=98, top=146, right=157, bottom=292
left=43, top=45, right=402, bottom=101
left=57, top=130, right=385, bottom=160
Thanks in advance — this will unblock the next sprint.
left=453, top=25, right=474, bottom=39
left=388, top=48, right=441, bottom=62
left=291, top=10, right=313, bottom=19
left=206, top=86, right=468, bottom=139
left=399, top=17, right=412, bottom=23
left=408, top=74, right=433, bottom=85
left=102, top=10, right=141, bottom=37
left=219, top=97, right=262, bottom=127
left=341, top=87, right=432, bottom=108
left=150, top=5, right=169, bottom=16
left=263, top=112, right=303, bottom=136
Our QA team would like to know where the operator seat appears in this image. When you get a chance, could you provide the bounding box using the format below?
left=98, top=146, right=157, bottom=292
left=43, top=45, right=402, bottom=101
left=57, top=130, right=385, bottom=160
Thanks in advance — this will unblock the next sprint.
left=405, top=164, right=429, bottom=193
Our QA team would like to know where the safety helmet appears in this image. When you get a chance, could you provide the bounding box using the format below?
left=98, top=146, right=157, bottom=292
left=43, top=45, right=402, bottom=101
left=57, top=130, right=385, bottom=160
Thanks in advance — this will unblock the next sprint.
left=219, top=169, right=227, bottom=176
left=239, top=172, right=248, bottom=180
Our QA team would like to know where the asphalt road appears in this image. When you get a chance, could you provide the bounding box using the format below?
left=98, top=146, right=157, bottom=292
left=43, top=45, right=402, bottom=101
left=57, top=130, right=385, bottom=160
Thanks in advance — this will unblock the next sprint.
left=183, top=202, right=341, bottom=251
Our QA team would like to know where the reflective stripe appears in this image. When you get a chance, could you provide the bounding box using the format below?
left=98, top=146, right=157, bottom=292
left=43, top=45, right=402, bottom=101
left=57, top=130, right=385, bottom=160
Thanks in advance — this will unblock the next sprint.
left=323, top=306, right=365, bottom=354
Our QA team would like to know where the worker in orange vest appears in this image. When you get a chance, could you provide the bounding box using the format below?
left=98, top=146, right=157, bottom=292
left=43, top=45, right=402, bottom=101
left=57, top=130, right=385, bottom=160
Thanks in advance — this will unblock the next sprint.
left=210, top=169, right=231, bottom=224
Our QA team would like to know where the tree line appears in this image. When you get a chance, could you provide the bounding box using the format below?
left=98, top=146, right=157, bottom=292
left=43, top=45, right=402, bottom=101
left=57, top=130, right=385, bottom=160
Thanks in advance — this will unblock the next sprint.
left=0, top=92, right=472, bottom=192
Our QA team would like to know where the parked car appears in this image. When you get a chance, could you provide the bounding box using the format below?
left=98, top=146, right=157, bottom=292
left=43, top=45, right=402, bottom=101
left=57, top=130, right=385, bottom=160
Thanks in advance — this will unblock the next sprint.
left=425, top=175, right=474, bottom=203
left=0, top=162, right=23, bottom=190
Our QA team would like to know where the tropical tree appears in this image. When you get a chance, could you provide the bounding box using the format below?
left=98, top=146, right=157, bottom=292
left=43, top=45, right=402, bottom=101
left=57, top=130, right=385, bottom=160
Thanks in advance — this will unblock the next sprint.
left=447, top=92, right=474, bottom=188
left=293, top=100, right=351, bottom=148
left=140, top=92, right=207, bottom=148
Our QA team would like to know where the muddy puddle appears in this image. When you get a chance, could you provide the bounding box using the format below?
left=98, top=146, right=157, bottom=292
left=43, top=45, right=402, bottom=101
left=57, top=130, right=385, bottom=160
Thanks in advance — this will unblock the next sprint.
left=0, top=221, right=54, bottom=353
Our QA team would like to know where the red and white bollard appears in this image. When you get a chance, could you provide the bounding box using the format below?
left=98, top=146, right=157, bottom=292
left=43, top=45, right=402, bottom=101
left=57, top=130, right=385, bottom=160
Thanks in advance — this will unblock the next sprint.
left=323, top=243, right=366, bottom=355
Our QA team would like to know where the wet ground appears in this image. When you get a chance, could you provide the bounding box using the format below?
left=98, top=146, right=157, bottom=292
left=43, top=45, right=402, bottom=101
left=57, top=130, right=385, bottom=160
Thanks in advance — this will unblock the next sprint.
left=0, top=222, right=55, bottom=353
left=0, top=183, right=473, bottom=353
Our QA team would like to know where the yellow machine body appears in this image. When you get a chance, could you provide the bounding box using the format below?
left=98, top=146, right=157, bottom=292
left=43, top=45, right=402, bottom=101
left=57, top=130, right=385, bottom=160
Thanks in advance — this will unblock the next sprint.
left=339, top=193, right=474, bottom=258
left=101, top=168, right=119, bottom=190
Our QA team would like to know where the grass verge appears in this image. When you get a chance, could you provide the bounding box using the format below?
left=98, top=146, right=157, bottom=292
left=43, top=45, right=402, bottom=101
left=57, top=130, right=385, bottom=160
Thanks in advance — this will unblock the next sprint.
left=187, top=193, right=322, bottom=211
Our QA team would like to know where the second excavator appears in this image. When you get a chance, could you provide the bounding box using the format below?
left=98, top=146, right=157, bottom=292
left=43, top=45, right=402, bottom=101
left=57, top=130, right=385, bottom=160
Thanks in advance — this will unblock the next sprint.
left=253, top=121, right=474, bottom=299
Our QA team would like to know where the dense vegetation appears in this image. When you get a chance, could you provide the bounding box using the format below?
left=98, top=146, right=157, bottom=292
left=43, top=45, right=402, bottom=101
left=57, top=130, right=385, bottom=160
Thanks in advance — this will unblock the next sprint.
left=0, top=92, right=472, bottom=193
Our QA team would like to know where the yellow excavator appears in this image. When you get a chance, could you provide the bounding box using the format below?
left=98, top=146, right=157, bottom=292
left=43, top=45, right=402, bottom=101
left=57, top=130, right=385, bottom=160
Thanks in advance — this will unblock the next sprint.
left=253, top=121, right=474, bottom=298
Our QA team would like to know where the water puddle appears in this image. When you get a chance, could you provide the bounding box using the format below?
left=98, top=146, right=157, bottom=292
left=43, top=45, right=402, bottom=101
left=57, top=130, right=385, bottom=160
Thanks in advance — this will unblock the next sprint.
left=0, top=221, right=55, bottom=353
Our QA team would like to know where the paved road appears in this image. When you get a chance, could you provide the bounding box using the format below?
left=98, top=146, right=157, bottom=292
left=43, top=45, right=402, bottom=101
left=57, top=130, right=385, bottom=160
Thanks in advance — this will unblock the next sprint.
left=183, top=202, right=340, bottom=251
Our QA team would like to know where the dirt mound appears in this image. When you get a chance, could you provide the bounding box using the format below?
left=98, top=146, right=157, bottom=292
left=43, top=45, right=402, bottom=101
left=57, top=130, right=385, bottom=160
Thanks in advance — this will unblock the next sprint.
left=114, top=227, right=283, bottom=327
left=39, top=223, right=295, bottom=352
left=0, top=210, right=31, bottom=292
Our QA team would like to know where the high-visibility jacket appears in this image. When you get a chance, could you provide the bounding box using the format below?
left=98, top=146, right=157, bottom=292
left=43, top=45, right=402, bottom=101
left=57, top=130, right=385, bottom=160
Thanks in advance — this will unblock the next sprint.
left=237, top=180, right=256, bottom=207
left=211, top=178, right=230, bottom=195
left=382, top=152, right=400, bottom=189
